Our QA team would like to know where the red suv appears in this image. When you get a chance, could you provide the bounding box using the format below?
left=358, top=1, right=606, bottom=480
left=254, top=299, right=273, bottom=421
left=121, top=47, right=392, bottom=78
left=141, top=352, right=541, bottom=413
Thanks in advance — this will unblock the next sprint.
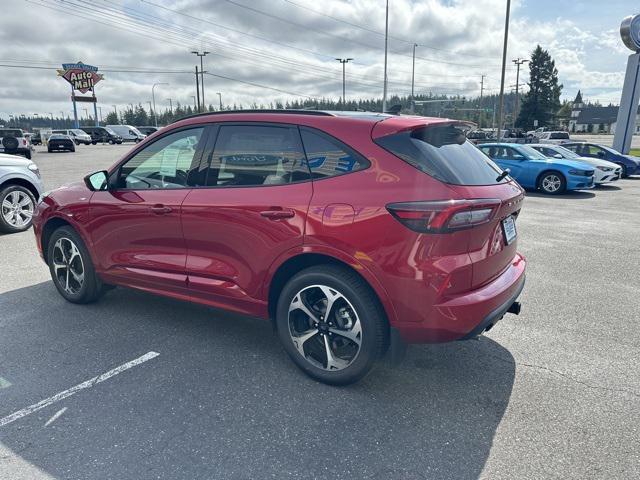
left=33, top=111, right=526, bottom=385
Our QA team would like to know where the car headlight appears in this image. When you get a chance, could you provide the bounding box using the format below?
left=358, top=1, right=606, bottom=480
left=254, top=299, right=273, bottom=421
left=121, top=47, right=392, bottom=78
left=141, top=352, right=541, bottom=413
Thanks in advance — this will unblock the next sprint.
left=597, top=166, right=613, bottom=172
left=27, top=162, right=41, bottom=178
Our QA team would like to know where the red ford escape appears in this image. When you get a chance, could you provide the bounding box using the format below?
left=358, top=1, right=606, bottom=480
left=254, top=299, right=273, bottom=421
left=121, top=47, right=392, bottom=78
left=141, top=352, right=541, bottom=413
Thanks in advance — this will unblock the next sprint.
left=33, top=111, right=526, bottom=385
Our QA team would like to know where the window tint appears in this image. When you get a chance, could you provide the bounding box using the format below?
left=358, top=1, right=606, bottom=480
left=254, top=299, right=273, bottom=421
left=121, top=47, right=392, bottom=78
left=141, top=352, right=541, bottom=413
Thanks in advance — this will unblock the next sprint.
left=118, top=127, right=204, bottom=189
left=205, top=125, right=308, bottom=187
left=300, top=129, right=369, bottom=179
left=377, top=126, right=505, bottom=185
left=549, top=132, right=569, bottom=139
left=480, top=146, right=524, bottom=160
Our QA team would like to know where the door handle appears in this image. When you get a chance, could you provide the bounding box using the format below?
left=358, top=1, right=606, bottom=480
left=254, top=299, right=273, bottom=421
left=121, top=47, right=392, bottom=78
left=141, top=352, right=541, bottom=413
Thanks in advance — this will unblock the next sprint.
left=260, top=208, right=295, bottom=219
left=150, top=205, right=172, bottom=215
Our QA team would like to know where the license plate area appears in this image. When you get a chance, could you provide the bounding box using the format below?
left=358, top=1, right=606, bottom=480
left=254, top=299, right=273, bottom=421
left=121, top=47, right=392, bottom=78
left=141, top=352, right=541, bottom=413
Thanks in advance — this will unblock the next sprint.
left=502, top=216, right=517, bottom=245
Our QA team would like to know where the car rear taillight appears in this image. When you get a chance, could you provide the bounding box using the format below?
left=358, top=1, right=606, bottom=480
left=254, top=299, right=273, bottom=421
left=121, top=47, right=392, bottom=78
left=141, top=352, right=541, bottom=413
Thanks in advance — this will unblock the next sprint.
left=386, top=199, right=501, bottom=233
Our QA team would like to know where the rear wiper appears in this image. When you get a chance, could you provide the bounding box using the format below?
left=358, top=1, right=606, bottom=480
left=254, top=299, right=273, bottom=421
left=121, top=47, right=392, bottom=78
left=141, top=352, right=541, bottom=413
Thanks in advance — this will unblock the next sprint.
left=496, top=168, right=511, bottom=182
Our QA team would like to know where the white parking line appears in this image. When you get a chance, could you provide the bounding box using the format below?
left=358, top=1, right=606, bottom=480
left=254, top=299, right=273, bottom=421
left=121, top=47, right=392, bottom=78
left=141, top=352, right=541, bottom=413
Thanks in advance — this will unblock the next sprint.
left=44, top=407, right=67, bottom=427
left=0, top=351, right=159, bottom=428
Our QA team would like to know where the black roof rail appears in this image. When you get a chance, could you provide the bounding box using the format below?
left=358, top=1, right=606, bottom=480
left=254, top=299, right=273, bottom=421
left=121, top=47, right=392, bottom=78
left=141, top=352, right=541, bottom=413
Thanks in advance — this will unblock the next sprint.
left=176, top=109, right=335, bottom=121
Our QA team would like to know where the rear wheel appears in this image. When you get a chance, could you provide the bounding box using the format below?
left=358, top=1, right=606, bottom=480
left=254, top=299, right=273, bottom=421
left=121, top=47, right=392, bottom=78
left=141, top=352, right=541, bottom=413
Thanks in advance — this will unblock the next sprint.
left=47, top=226, right=106, bottom=303
left=0, top=185, right=35, bottom=233
left=276, top=265, right=387, bottom=385
left=538, top=171, right=566, bottom=194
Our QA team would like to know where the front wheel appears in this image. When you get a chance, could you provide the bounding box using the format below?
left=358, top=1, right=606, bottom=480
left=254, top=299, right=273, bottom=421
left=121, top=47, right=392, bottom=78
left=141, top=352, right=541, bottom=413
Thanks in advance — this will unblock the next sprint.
left=47, top=226, right=106, bottom=304
left=617, top=164, right=627, bottom=178
left=538, top=171, right=566, bottom=195
left=0, top=185, right=35, bottom=233
left=276, top=265, right=388, bottom=385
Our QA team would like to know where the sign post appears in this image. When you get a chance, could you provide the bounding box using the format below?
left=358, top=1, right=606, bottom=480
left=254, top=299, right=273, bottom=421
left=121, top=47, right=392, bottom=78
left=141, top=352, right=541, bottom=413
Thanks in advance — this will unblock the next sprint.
left=57, top=62, right=104, bottom=129
left=613, top=15, right=640, bottom=154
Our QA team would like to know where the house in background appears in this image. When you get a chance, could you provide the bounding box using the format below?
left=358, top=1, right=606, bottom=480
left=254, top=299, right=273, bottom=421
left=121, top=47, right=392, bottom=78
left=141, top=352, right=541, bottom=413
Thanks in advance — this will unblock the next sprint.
left=568, top=91, right=640, bottom=134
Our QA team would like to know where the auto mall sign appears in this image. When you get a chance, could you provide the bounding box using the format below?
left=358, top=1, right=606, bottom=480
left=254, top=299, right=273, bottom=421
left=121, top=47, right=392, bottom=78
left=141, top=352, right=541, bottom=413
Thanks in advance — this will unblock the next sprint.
left=56, top=62, right=104, bottom=93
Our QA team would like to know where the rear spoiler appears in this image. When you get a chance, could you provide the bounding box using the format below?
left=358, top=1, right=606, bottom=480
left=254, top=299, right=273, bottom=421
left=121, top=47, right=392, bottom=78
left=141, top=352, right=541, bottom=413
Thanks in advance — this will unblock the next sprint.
left=372, top=117, right=476, bottom=140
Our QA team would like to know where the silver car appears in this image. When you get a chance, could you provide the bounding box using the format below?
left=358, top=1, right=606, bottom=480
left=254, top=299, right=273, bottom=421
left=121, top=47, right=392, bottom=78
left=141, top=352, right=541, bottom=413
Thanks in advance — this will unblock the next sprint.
left=0, top=153, right=44, bottom=233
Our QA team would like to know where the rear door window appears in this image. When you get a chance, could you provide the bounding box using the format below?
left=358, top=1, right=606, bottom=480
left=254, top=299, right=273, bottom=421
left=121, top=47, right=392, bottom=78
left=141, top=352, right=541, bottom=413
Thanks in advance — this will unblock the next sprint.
left=205, top=125, right=309, bottom=187
left=375, top=124, right=505, bottom=185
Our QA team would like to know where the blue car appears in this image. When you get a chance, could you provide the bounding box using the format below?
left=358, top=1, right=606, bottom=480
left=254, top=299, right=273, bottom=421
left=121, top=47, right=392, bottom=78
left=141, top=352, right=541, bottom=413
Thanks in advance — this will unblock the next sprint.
left=562, top=142, right=640, bottom=178
left=478, top=143, right=595, bottom=195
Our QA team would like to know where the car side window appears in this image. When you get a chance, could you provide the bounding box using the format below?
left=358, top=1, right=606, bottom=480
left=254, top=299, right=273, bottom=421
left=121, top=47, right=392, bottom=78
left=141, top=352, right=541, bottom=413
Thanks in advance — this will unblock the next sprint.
left=205, top=125, right=309, bottom=187
left=117, top=127, right=204, bottom=189
left=502, top=147, right=524, bottom=160
left=300, top=128, right=369, bottom=179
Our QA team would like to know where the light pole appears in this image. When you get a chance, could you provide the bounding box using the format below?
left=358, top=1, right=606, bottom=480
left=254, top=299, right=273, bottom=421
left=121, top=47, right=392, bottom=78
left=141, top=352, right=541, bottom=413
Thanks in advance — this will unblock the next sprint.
left=335, top=58, right=353, bottom=106
left=152, top=82, right=169, bottom=127
left=191, top=95, right=197, bottom=111
left=98, top=106, right=103, bottom=125
left=47, top=112, right=54, bottom=127
left=82, top=109, right=88, bottom=124
left=112, top=105, right=119, bottom=124
left=411, top=43, right=417, bottom=113
left=166, top=98, right=173, bottom=113
left=382, top=0, right=389, bottom=112
left=191, top=51, right=209, bottom=110
left=512, top=58, right=528, bottom=125
left=496, top=0, right=512, bottom=139
left=147, top=101, right=153, bottom=124
left=216, top=92, right=222, bottom=110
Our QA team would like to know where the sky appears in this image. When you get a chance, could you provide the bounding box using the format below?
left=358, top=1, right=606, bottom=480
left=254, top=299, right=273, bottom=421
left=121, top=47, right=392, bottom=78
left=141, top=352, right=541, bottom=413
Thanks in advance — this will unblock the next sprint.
left=0, top=0, right=637, bottom=119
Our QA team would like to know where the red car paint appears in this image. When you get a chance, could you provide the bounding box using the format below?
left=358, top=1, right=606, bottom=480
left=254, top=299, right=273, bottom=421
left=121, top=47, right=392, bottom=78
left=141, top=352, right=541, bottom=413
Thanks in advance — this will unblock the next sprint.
left=33, top=112, right=526, bottom=343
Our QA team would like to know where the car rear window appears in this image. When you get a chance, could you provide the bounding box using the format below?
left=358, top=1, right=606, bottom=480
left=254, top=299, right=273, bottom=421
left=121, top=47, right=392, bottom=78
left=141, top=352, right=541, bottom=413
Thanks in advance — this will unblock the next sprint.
left=0, top=129, right=24, bottom=137
left=550, top=132, right=569, bottom=139
left=374, top=124, right=506, bottom=185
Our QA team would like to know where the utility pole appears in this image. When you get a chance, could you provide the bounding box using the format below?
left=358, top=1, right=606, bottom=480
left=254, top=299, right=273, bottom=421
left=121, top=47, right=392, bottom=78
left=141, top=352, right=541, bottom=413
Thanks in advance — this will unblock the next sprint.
left=335, top=58, right=353, bottom=106
left=479, top=74, right=486, bottom=128
left=166, top=98, right=173, bottom=113
left=496, top=0, right=511, bottom=139
left=152, top=83, right=169, bottom=127
left=512, top=58, right=529, bottom=126
left=411, top=43, right=418, bottom=113
left=195, top=66, right=201, bottom=112
left=98, top=106, right=103, bottom=124
left=192, top=51, right=209, bottom=110
left=112, top=105, right=118, bottom=124
left=216, top=92, right=222, bottom=110
left=382, top=0, right=389, bottom=112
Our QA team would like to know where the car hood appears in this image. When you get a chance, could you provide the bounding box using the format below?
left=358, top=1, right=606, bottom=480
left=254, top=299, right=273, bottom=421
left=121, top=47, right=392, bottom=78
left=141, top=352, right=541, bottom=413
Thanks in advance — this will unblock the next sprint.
left=572, top=156, right=620, bottom=169
left=623, top=155, right=640, bottom=166
left=534, top=157, right=594, bottom=170
left=0, top=153, right=31, bottom=167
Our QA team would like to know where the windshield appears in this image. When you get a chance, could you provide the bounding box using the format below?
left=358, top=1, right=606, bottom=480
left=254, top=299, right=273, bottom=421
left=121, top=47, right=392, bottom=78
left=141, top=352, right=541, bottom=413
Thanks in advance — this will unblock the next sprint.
left=553, top=146, right=580, bottom=159
left=374, top=124, right=506, bottom=185
left=105, top=127, right=117, bottom=135
left=0, top=129, right=23, bottom=137
left=72, top=129, right=87, bottom=136
left=519, top=145, right=549, bottom=160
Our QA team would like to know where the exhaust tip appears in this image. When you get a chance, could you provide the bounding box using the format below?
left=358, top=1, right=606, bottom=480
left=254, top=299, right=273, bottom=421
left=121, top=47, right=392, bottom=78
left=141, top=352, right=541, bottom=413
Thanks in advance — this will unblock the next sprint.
left=507, top=301, right=521, bottom=315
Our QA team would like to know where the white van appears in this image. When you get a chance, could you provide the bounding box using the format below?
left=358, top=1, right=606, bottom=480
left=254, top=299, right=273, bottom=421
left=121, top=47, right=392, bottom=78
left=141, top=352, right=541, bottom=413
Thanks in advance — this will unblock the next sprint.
left=52, top=129, right=92, bottom=145
left=106, top=125, right=146, bottom=143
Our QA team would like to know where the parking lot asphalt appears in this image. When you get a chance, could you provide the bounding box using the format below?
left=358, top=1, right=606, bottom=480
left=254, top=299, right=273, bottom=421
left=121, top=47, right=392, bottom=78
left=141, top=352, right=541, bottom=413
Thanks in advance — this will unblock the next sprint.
left=1, top=144, right=639, bottom=480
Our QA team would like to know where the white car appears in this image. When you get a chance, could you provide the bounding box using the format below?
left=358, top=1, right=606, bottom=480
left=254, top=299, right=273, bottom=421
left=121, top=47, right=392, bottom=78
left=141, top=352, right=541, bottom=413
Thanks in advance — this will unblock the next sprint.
left=52, top=129, right=92, bottom=145
left=106, top=124, right=146, bottom=143
left=530, top=144, right=622, bottom=184
left=537, top=131, right=571, bottom=145
left=0, top=153, right=44, bottom=233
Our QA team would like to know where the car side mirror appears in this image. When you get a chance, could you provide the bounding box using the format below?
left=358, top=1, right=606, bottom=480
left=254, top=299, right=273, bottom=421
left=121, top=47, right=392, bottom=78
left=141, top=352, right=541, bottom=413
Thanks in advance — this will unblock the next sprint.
left=84, top=170, right=109, bottom=191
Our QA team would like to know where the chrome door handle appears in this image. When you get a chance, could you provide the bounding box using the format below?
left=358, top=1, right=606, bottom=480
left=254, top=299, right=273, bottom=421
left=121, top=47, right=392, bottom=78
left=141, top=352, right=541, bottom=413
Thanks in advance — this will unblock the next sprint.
left=260, top=209, right=295, bottom=219
left=150, top=205, right=172, bottom=214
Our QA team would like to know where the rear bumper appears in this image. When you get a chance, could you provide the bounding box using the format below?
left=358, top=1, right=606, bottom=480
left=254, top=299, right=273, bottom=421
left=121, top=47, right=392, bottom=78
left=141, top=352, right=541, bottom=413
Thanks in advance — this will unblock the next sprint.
left=393, top=252, right=526, bottom=343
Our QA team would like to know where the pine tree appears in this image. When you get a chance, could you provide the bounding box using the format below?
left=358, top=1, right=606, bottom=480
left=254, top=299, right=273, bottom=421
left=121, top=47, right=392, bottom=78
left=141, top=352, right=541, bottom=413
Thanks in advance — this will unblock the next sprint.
left=516, top=45, right=562, bottom=129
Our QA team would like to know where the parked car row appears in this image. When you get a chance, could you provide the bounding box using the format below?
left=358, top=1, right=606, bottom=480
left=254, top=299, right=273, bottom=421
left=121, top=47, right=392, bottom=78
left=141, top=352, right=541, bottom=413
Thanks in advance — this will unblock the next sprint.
left=478, top=141, right=638, bottom=194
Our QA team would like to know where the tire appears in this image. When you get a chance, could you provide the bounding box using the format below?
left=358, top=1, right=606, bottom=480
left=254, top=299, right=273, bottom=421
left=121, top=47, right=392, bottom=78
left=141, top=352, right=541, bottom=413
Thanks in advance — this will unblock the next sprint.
left=25, top=150, right=32, bottom=159
left=617, top=164, right=627, bottom=178
left=47, top=148, right=53, bottom=153
left=538, top=171, right=566, bottom=195
left=92, top=141, right=97, bottom=145
left=109, top=139, right=115, bottom=145
left=0, top=185, right=36, bottom=233
left=2, top=137, right=19, bottom=151
left=70, top=146, right=76, bottom=152
left=47, top=226, right=106, bottom=304
left=276, top=265, right=388, bottom=385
